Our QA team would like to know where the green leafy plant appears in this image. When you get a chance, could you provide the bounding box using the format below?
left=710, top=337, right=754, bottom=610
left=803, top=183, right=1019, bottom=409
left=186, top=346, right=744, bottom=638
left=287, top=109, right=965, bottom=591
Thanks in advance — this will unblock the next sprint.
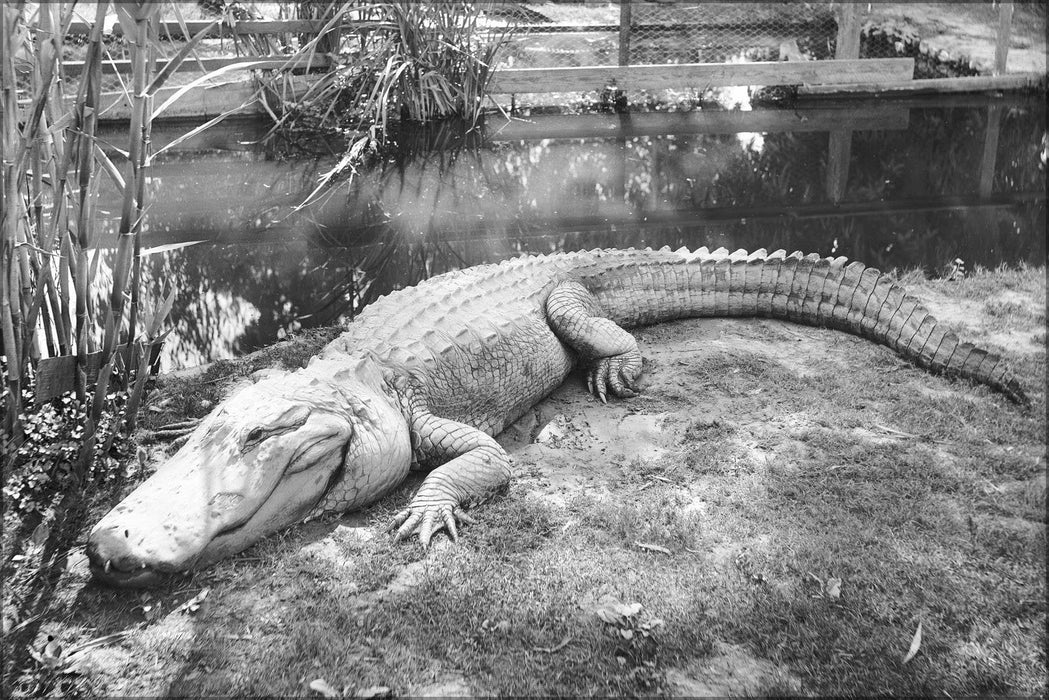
left=266, top=1, right=514, bottom=190
left=3, top=390, right=133, bottom=517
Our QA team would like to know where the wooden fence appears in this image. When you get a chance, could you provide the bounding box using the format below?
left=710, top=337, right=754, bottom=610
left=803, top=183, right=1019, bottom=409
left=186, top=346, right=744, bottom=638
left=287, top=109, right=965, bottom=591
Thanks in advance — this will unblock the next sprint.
left=55, top=1, right=1040, bottom=123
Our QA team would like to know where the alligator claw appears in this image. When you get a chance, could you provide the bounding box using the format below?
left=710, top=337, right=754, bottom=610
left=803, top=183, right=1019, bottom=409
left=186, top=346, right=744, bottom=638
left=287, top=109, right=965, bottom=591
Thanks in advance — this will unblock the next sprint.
left=586, top=351, right=642, bottom=402
left=390, top=509, right=421, bottom=539
left=390, top=504, right=472, bottom=547
left=442, top=511, right=459, bottom=542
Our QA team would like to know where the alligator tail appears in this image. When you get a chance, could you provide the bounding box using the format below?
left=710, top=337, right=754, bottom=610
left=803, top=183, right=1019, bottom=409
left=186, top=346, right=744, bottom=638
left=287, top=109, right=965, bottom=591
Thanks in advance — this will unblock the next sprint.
left=597, top=247, right=1029, bottom=407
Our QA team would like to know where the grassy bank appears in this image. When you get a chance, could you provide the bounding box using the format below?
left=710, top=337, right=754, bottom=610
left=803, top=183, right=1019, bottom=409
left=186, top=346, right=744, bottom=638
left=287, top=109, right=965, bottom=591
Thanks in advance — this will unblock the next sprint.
left=3, top=265, right=1045, bottom=697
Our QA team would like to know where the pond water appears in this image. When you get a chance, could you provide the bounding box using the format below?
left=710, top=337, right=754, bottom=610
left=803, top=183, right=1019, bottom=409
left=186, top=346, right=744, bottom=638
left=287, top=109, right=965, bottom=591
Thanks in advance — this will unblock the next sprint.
left=93, top=93, right=1046, bottom=371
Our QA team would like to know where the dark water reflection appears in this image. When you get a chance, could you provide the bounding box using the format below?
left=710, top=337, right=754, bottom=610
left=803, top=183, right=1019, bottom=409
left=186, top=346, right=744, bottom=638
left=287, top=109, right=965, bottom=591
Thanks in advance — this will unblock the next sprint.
left=94, top=94, right=1046, bottom=370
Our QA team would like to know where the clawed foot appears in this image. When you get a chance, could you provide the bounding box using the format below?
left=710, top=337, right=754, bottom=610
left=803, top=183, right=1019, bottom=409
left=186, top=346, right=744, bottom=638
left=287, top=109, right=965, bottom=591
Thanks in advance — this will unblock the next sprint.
left=388, top=502, right=478, bottom=547
left=586, top=349, right=643, bottom=403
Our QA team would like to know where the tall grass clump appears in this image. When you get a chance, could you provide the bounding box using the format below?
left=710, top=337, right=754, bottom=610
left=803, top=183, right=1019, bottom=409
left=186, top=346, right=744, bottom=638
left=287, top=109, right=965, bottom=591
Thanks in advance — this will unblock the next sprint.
left=268, top=1, right=513, bottom=180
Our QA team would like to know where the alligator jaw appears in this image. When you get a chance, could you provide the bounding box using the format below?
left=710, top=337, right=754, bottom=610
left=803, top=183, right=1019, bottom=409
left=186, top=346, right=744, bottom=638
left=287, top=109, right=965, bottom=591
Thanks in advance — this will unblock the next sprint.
left=88, top=559, right=172, bottom=588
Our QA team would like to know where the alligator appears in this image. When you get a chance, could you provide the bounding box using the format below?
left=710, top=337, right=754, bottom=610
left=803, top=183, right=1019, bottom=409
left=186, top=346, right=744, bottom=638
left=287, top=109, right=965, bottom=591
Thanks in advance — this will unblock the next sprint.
left=87, top=247, right=1029, bottom=586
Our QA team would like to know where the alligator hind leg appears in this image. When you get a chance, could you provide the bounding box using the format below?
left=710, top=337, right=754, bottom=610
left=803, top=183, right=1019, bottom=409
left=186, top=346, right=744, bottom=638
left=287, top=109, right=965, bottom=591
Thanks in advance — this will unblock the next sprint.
left=390, top=409, right=511, bottom=546
left=546, top=280, right=643, bottom=402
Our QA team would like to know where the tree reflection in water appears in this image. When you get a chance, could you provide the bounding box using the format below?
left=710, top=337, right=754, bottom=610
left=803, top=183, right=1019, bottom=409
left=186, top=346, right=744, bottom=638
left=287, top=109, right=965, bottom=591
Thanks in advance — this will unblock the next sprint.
left=90, top=95, right=1045, bottom=370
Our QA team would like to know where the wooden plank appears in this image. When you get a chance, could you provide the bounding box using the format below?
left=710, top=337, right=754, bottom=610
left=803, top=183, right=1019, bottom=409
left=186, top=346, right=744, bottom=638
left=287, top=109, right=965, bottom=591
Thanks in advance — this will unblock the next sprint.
left=486, top=105, right=908, bottom=141
left=487, top=59, right=914, bottom=93
left=65, top=19, right=378, bottom=38
left=63, top=54, right=331, bottom=77
left=514, top=20, right=836, bottom=35
left=96, top=80, right=261, bottom=122
left=995, top=2, right=1014, bottom=75
left=34, top=342, right=163, bottom=405
left=618, top=0, right=631, bottom=67
left=798, top=72, right=1046, bottom=96
left=979, top=106, right=1003, bottom=198
left=825, top=130, right=852, bottom=203
left=797, top=90, right=1041, bottom=110
left=835, top=3, right=862, bottom=60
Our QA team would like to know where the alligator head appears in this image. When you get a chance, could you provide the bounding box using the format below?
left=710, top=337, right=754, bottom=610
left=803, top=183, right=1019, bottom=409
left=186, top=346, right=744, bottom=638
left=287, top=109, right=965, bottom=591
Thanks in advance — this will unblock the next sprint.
left=87, top=358, right=411, bottom=587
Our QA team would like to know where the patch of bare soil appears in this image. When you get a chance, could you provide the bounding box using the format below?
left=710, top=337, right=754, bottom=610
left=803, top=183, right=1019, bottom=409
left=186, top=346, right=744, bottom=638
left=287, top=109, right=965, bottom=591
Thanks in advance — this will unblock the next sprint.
left=502, top=315, right=874, bottom=505
left=665, top=641, right=802, bottom=697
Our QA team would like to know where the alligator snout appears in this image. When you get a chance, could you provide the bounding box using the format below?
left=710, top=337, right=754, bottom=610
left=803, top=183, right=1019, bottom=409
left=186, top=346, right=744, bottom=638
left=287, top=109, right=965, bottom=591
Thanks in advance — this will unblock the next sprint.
left=86, top=523, right=170, bottom=587
left=87, top=494, right=210, bottom=586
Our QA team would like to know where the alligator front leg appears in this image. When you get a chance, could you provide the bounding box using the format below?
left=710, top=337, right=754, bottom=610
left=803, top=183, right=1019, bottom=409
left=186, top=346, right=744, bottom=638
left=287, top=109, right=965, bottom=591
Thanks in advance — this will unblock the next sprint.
left=546, top=280, right=643, bottom=402
left=390, top=410, right=512, bottom=546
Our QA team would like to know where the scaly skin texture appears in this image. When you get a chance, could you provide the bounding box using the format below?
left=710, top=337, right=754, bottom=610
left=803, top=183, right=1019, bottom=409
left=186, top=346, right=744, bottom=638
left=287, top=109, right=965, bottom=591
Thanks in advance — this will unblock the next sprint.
left=86, top=247, right=1029, bottom=586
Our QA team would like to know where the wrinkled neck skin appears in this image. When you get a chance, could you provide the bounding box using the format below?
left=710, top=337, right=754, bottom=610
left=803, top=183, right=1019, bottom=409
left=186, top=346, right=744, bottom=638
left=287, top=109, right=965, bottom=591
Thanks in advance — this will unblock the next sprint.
left=87, top=355, right=412, bottom=588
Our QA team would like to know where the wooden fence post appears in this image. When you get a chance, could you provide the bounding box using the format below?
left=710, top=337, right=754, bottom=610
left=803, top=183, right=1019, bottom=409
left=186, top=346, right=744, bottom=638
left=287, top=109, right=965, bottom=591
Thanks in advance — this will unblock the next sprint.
left=619, top=0, right=631, bottom=67
left=835, top=2, right=861, bottom=60
left=994, top=1, right=1014, bottom=75
left=979, top=105, right=1003, bottom=198
left=826, top=129, right=852, bottom=204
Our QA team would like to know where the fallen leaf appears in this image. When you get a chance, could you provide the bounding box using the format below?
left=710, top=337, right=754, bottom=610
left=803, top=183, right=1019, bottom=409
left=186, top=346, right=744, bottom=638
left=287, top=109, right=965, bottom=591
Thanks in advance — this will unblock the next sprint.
left=902, top=621, right=923, bottom=664
left=30, top=521, right=50, bottom=547
left=28, top=635, right=65, bottom=671
left=641, top=618, right=665, bottom=632
left=533, top=635, right=571, bottom=653
left=309, top=678, right=341, bottom=698
left=620, top=628, right=634, bottom=640
left=634, top=541, right=671, bottom=555
left=141, top=601, right=162, bottom=622
left=595, top=595, right=643, bottom=626
left=175, top=588, right=210, bottom=615
left=825, top=578, right=842, bottom=599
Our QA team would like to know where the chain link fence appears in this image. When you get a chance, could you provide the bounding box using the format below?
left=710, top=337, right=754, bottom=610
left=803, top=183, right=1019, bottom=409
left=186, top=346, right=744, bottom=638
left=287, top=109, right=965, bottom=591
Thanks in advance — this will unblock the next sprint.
left=500, top=1, right=1023, bottom=77
left=503, top=2, right=839, bottom=70
left=625, top=2, right=837, bottom=64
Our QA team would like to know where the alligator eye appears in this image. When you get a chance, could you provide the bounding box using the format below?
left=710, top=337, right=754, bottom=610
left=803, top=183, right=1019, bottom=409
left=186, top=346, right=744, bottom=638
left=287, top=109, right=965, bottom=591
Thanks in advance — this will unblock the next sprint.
left=242, top=408, right=310, bottom=452
left=244, top=427, right=269, bottom=451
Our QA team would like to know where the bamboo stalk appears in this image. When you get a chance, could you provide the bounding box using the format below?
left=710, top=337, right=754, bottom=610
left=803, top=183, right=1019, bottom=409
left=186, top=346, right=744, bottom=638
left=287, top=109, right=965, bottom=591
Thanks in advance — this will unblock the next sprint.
left=73, top=1, right=109, bottom=404
left=91, top=2, right=158, bottom=426
left=1, top=3, right=24, bottom=441
left=40, top=2, right=74, bottom=359
left=20, top=2, right=64, bottom=370
left=125, top=12, right=160, bottom=381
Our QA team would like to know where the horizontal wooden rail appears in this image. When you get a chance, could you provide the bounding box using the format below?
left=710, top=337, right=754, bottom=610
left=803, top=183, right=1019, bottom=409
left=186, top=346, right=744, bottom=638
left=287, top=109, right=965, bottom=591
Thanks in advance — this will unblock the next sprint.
left=96, top=80, right=261, bottom=121
left=799, top=72, right=1047, bottom=97
left=488, top=58, right=914, bottom=93
left=514, top=19, right=836, bottom=35
left=61, top=18, right=833, bottom=39
left=487, top=105, right=909, bottom=140
left=65, top=19, right=386, bottom=38
left=63, top=54, right=332, bottom=77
